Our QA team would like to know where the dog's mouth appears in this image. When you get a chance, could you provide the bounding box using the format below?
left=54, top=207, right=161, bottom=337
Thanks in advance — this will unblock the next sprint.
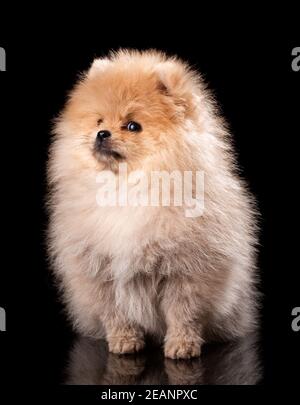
left=93, top=143, right=125, bottom=161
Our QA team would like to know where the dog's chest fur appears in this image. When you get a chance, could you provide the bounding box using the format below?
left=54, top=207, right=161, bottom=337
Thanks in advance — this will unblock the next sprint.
left=82, top=202, right=169, bottom=333
left=113, top=266, right=166, bottom=335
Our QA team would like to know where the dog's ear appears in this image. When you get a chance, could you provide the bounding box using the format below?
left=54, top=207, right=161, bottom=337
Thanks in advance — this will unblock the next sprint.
left=87, top=58, right=111, bottom=78
left=155, top=61, right=195, bottom=117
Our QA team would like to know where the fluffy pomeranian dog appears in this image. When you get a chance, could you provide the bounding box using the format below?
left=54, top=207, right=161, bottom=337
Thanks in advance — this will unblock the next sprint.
left=47, top=49, right=258, bottom=359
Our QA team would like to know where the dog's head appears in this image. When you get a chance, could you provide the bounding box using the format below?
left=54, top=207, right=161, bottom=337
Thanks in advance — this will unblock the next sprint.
left=56, top=50, right=202, bottom=172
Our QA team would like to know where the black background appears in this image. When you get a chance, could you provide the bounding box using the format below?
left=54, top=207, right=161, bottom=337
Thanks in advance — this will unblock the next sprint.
left=0, top=8, right=299, bottom=399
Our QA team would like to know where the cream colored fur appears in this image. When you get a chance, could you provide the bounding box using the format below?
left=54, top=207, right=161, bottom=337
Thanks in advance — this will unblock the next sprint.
left=47, top=49, right=258, bottom=359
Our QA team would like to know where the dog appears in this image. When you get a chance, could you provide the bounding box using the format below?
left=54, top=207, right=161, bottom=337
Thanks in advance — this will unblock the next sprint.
left=47, top=49, right=258, bottom=359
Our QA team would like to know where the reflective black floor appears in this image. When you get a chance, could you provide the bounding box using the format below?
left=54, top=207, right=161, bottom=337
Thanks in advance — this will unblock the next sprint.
left=64, top=332, right=262, bottom=385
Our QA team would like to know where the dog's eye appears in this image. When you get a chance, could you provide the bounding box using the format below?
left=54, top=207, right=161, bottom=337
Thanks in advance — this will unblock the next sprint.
left=126, top=121, right=142, bottom=132
left=97, top=118, right=103, bottom=125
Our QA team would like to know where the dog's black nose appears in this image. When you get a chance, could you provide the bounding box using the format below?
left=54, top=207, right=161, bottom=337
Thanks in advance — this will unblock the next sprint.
left=97, top=130, right=111, bottom=140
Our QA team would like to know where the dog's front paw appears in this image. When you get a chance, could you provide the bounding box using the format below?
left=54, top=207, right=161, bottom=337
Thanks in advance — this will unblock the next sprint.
left=164, top=337, right=202, bottom=359
left=108, top=335, right=145, bottom=354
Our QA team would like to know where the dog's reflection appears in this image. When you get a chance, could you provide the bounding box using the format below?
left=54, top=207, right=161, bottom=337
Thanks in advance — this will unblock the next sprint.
left=65, top=332, right=262, bottom=385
